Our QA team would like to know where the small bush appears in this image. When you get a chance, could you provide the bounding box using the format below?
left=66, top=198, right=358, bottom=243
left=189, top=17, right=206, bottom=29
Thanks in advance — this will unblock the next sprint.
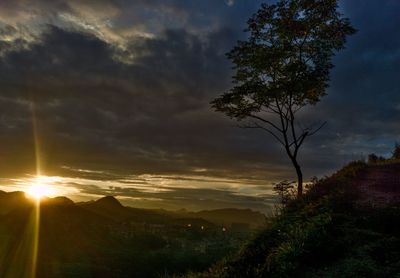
left=273, top=181, right=296, bottom=205
left=393, top=143, right=400, bottom=160
left=367, top=153, right=386, bottom=164
left=368, top=153, right=378, bottom=164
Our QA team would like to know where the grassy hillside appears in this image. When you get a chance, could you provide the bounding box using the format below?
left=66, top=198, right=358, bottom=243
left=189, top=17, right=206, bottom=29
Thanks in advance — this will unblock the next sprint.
left=187, top=161, right=400, bottom=278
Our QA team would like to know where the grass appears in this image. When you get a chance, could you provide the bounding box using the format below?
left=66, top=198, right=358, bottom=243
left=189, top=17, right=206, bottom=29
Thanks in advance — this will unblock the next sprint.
left=184, top=161, right=400, bottom=278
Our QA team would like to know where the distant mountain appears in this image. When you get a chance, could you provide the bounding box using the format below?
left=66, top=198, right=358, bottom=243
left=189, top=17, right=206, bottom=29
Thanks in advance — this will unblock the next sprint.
left=0, top=191, right=31, bottom=215
left=0, top=191, right=267, bottom=229
left=44, top=196, right=75, bottom=206
left=79, top=196, right=175, bottom=224
left=80, top=195, right=130, bottom=221
left=0, top=191, right=260, bottom=277
left=95, top=195, right=124, bottom=208
left=78, top=196, right=267, bottom=227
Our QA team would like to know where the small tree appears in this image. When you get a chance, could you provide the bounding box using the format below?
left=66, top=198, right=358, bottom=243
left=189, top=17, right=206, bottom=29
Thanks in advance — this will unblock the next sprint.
left=273, top=180, right=296, bottom=205
left=368, top=153, right=385, bottom=164
left=393, top=143, right=400, bottom=160
left=212, top=0, right=355, bottom=197
left=368, top=153, right=378, bottom=164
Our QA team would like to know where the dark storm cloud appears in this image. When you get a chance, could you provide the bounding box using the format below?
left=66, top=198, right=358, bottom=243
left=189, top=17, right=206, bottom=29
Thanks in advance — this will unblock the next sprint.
left=298, top=0, right=400, bottom=170
left=0, top=0, right=399, bottom=211
left=0, top=22, right=287, bottom=182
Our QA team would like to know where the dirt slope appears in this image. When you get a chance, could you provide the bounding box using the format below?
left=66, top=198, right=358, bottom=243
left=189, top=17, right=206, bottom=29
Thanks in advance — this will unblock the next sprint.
left=355, top=163, right=400, bottom=207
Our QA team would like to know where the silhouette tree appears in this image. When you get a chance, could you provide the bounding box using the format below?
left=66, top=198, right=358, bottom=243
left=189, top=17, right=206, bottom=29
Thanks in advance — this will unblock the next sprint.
left=212, top=0, right=355, bottom=197
left=273, top=180, right=296, bottom=205
left=393, top=143, right=400, bottom=160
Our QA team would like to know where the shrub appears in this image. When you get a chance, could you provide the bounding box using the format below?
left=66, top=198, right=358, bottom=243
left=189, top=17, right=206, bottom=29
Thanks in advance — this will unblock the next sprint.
left=188, top=160, right=400, bottom=278
left=367, top=153, right=386, bottom=164
left=393, top=143, right=400, bottom=160
left=273, top=181, right=296, bottom=205
left=368, top=153, right=378, bottom=164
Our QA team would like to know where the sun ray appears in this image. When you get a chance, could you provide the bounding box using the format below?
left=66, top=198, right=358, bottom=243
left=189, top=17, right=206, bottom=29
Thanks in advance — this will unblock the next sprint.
left=30, top=200, right=40, bottom=278
left=28, top=100, right=41, bottom=278
left=30, top=101, right=42, bottom=177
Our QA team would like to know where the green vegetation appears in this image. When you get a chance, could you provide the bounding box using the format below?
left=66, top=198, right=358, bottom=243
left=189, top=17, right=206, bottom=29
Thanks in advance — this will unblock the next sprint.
left=187, top=161, right=400, bottom=278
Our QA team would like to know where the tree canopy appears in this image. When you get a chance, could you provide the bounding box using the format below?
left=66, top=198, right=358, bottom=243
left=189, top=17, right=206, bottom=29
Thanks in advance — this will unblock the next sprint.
left=212, top=0, right=356, bottom=196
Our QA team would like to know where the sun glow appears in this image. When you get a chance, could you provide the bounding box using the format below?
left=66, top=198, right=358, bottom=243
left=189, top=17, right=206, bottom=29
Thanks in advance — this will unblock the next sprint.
left=26, top=176, right=58, bottom=200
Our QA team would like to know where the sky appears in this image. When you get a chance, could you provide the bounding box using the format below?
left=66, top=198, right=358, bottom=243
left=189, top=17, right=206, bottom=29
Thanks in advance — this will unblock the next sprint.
left=0, top=0, right=399, bottom=213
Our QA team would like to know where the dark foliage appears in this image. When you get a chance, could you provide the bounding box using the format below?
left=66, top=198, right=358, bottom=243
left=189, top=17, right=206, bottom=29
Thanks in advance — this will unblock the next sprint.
left=273, top=180, right=296, bottom=205
left=367, top=153, right=385, bottom=164
left=211, top=0, right=356, bottom=196
left=189, top=161, right=400, bottom=278
left=393, top=143, right=400, bottom=160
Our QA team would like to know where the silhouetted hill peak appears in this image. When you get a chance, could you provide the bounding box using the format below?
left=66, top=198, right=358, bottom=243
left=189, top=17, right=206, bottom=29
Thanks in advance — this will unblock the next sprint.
left=46, top=196, right=75, bottom=206
left=95, top=195, right=123, bottom=208
left=4, top=191, right=26, bottom=199
left=0, top=191, right=30, bottom=214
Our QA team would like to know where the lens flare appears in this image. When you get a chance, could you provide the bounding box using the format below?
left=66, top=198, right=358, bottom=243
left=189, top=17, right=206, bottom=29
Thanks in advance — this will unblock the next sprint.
left=26, top=183, right=53, bottom=200
left=25, top=175, right=59, bottom=200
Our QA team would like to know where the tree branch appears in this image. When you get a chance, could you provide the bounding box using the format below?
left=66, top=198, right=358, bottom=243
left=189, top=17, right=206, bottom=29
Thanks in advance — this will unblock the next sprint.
left=293, top=121, right=327, bottom=157
left=248, top=114, right=283, bottom=133
left=307, top=121, right=327, bottom=137
left=237, top=121, right=285, bottom=146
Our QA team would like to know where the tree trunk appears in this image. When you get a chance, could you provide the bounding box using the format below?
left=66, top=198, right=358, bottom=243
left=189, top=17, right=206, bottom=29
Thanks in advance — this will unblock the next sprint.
left=292, top=159, right=303, bottom=197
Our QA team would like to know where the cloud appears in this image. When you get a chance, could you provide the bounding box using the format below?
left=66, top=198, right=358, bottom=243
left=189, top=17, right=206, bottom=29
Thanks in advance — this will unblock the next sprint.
left=0, top=0, right=263, bottom=58
left=0, top=24, right=290, bottom=181
left=0, top=172, right=276, bottom=213
left=226, top=0, right=235, bottom=7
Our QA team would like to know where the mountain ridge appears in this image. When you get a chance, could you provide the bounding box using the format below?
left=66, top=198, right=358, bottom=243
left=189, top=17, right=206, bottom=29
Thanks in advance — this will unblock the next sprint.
left=0, top=190, right=267, bottom=227
left=0, top=189, right=262, bottom=277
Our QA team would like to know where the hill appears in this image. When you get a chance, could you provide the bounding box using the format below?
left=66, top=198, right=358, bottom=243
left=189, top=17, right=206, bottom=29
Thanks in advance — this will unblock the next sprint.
left=0, top=191, right=265, bottom=277
left=79, top=196, right=266, bottom=227
left=188, top=161, right=400, bottom=278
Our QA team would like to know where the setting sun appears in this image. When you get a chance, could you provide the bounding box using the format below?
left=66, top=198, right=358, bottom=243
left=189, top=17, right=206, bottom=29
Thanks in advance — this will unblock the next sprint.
left=25, top=176, right=58, bottom=200
left=26, top=184, right=52, bottom=200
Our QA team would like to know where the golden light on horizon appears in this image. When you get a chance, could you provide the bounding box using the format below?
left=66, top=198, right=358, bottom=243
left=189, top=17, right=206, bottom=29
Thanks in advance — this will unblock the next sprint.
left=25, top=176, right=58, bottom=200
left=26, top=184, right=52, bottom=200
